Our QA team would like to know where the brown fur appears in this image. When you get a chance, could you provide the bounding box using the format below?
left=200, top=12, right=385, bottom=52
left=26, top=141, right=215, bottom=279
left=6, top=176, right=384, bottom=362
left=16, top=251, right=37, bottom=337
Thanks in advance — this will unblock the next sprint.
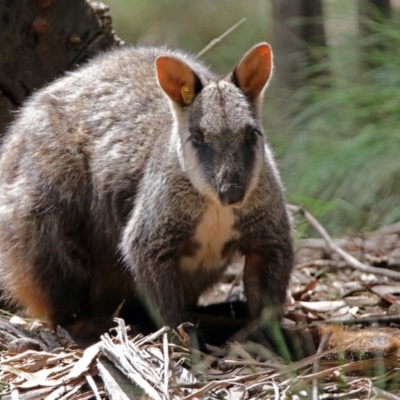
left=0, top=44, right=293, bottom=339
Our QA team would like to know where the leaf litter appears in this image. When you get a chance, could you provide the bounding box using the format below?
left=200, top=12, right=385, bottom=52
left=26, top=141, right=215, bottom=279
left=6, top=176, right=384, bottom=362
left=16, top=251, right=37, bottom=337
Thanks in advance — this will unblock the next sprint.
left=1, top=205, right=400, bottom=399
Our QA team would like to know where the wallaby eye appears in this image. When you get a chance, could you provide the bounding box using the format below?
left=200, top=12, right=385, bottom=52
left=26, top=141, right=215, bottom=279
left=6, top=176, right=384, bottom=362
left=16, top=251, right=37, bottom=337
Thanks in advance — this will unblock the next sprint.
left=245, top=127, right=260, bottom=144
left=189, top=130, right=205, bottom=147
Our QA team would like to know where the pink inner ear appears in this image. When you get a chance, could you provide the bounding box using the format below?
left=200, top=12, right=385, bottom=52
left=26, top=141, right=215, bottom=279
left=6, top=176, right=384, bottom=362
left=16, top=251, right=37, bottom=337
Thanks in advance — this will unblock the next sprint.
left=236, top=44, right=272, bottom=100
left=156, top=56, right=196, bottom=106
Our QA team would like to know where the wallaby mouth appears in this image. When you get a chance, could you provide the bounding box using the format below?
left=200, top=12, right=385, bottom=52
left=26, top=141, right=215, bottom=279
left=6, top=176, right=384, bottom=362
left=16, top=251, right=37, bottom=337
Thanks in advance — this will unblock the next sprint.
left=218, top=182, right=245, bottom=206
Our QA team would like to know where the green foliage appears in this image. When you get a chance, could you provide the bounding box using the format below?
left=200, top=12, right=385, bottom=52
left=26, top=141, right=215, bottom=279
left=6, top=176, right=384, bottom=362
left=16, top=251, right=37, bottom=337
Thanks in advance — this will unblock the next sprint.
left=270, top=9, right=400, bottom=235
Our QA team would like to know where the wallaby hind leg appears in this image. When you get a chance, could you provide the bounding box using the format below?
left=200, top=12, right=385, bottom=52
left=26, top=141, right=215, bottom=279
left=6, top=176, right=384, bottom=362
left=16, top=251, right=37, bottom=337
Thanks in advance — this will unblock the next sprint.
left=0, top=201, right=93, bottom=328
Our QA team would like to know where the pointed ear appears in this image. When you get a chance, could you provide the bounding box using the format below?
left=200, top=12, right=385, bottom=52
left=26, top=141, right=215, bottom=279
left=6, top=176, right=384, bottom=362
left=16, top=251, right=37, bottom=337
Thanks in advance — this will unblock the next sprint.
left=232, top=43, right=273, bottom=100
left=156, top=56, right=202, bottom=107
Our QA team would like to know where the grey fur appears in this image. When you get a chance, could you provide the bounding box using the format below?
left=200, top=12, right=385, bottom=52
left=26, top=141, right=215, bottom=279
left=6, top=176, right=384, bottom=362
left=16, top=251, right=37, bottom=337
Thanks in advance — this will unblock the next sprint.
left=0, top=44, right=293, bottom=334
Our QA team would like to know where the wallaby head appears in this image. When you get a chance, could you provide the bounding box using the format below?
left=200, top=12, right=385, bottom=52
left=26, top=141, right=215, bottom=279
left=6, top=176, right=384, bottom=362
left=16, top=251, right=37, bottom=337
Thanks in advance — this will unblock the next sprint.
left=156, top=43, right=273, bottom=207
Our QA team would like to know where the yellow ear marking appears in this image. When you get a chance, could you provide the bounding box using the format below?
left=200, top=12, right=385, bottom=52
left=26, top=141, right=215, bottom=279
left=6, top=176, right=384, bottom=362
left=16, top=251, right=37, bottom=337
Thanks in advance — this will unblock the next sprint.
left=181, top=84, right=194, bottom=105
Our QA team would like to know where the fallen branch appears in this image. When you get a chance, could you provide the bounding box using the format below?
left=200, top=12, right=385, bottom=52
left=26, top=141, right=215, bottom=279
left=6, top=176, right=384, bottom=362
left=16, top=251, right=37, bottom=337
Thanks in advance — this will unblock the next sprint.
left=288, top=205, right=400, bottom=280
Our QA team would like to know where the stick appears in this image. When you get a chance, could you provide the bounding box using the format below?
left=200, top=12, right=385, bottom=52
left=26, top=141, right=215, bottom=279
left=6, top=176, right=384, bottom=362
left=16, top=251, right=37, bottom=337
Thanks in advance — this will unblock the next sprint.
left=163, top=332, right=169, bottom=399
left=196, top=18, right=247, bottom=57
left=372, top=386, right=400, bottom=400
left=86, top=373, right=102, bottom=400
left=324, top=314, right=400, bottom=326
left=312, top=329, right=332, bottom=400
left=288, top=205, right=400, bottom=280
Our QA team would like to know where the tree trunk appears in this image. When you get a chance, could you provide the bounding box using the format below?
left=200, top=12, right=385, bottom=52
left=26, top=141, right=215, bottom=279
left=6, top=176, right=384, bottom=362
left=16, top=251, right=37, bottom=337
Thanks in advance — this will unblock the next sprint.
left=0, top=0, right=122, bottom=136
left=271, top=0, right=327, bottom=91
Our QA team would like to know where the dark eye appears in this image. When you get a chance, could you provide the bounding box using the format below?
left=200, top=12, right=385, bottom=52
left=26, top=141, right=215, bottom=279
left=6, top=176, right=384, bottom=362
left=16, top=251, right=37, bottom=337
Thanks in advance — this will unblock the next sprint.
left=189, top=130, right=205, bottom=147
left=245, top=127, right=261, bottom=144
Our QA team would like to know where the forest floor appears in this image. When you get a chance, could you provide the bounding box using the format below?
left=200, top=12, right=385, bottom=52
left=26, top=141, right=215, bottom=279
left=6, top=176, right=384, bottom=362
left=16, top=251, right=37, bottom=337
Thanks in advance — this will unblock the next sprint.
left=1, top=206, right=400, bottom=399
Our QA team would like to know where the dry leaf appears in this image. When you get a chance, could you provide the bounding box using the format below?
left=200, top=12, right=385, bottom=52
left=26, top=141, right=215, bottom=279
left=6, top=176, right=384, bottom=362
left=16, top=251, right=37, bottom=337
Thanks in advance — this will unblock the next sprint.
left=299, top=300, right=346, bottom=313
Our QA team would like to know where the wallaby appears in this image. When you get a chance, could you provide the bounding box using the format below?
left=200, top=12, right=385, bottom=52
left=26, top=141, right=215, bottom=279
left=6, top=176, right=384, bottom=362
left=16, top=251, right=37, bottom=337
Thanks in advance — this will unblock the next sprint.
left=0, top=43, right=293, bottom=344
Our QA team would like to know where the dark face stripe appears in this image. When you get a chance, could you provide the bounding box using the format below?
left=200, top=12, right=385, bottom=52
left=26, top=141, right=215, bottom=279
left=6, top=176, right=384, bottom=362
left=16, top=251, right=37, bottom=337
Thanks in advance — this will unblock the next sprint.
left=185, top=82, right=260, bottom=202
left=194, top=143, right=215, bottom=184
left=240, top=140, right=256, bottom=185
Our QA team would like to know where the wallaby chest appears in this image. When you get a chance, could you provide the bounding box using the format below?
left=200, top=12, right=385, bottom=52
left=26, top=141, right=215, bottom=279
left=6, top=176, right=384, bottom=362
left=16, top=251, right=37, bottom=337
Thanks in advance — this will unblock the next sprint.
left=179, top=202, right=239, bottom=273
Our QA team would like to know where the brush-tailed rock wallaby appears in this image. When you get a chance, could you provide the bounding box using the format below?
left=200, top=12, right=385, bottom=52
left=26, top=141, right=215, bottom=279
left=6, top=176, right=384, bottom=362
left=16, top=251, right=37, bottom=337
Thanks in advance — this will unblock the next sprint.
left=0, top=43, right=293, bottom=343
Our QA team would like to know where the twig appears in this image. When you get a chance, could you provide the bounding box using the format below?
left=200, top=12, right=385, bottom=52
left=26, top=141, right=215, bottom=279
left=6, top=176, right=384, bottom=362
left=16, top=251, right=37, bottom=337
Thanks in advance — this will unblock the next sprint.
left=221, top=359, right=281, bottom=369
left=288, top=204, right=400, bottom=280
left=135, top=325, right=169, bottom=346
left=272, top=381, right=280, bottom=400
left=58, top=384, right=82, bottom=400
left=196, top=18, right=246, bottom=57
left=372, top=386, right=400, bottom=400
left=97, top=361, right=131, bottom=400
left=324, top=314, right=400, bottom=326
left=85, top=373, right=102, bottom=400
left=163, top=332, right=169, bottom=399
left=182, top=381, right=221, bottom=400
left=319, top=385, right=368, bottom=399
left=312, top=329, right=332, bottom=400
left=296, top=259, right=344, bottom=270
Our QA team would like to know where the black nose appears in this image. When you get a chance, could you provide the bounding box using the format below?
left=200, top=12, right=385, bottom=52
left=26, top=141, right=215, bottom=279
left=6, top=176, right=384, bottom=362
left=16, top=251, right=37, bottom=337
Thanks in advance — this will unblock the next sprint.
left=219, top=183, right=245, bottom=205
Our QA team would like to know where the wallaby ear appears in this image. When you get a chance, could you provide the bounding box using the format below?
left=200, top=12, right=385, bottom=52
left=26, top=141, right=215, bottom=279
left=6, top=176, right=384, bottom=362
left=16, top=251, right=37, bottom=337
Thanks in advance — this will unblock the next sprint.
left=156, top=56, right=201, bottom=107
left=232, top=43, right=273, bottom=101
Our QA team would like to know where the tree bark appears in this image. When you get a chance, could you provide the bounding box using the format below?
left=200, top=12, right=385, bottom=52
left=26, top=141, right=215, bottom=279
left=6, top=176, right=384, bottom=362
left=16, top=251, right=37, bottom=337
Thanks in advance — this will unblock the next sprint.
left=0, top=0, right=122, bottom=136
left=271, top=0, right=327, bottom=91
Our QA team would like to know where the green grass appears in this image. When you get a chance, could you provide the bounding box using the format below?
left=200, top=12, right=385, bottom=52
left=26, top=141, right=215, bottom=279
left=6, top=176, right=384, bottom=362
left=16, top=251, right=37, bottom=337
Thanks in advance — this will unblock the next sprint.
left=268, top=11, right=400, bottom=235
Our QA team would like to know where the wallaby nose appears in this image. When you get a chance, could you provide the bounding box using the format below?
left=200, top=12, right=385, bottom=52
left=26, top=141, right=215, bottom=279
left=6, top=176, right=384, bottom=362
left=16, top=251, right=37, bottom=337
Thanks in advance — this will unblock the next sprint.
left=219, top=183, right=245, bottom=205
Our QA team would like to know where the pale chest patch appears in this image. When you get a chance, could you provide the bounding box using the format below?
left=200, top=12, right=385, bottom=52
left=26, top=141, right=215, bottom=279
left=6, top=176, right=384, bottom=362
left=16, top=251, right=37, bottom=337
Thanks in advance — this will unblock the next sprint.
left=180, top=202, right=239, bottom=272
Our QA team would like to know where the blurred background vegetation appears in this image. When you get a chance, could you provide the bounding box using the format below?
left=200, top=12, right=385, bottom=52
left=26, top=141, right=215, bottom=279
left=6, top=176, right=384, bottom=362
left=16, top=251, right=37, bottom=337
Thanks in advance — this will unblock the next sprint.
left=106, top=0, right=400, bottom=236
